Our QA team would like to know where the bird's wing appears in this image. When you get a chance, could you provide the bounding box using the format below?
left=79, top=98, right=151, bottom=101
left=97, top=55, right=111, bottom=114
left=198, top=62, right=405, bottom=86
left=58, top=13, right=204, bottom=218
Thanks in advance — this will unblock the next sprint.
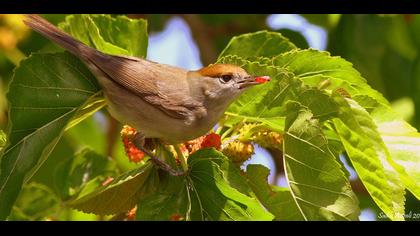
left=88, top=53, right=206, bottom=122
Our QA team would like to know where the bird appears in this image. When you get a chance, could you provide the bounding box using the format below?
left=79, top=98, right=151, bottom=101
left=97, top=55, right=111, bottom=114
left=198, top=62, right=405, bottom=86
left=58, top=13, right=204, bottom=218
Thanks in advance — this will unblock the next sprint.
left=23, top=14, right=270, bottom=175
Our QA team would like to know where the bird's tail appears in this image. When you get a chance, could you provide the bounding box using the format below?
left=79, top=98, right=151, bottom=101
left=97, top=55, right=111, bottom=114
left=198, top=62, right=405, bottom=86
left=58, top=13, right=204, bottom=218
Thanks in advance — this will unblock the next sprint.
left=23, top=14, right=95, bottom=59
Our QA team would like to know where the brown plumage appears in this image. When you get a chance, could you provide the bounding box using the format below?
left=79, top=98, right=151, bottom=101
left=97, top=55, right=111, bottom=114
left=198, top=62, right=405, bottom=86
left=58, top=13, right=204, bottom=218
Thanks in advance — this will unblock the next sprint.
left=198, top=64, right=248, bottom=78
left=23, top=14, right=267, bottom=144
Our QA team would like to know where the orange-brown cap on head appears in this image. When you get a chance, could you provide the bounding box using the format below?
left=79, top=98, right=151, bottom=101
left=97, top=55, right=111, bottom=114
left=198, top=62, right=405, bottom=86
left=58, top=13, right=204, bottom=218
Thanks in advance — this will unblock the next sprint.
left=197, top=64, right=249, bottom=78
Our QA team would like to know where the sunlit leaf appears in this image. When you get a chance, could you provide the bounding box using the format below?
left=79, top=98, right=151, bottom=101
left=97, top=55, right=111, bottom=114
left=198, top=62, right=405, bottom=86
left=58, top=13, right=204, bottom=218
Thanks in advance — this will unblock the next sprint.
left=283, top=102, right=359, bottom=220
left=246, top=164, right=304, bottom=220
left=332, top=95, right=405, bottom=221
left=59, top=14, right=148, bottom=58
left=360, top=96, right=420, bottom=201
left=219, top=30, right=297, bottom=60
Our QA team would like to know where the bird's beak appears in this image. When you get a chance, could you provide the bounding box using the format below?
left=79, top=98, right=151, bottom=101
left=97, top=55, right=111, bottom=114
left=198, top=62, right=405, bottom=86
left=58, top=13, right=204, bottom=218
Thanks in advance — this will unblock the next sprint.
left=238, top=76, right=271, bottom=89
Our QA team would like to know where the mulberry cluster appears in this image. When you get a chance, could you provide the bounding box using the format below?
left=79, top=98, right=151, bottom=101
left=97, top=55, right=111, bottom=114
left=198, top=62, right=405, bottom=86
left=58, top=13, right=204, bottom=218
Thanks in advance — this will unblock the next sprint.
left=120, top=125, right=145, bottom=163
left=252, top=130, right=283, bottom=149
left=184, top=132, right=221, bottom=155
left=222, top=140, right=254, bottom=163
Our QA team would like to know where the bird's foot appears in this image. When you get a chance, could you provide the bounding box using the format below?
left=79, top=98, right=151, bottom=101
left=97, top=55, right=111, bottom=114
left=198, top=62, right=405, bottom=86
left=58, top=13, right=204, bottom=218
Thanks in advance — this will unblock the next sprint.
left=131, top=133, right=188, bottom=177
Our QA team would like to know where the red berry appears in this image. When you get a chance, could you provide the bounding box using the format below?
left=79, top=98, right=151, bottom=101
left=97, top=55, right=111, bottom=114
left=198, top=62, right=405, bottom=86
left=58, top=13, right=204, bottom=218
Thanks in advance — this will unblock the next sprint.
left=121, top=125, right=145, bottom=163
left=201, top=133, right=221, bottom=150
left=255, top=76, right=270, bottom=84
left=169, top=214, right=184, bottom=221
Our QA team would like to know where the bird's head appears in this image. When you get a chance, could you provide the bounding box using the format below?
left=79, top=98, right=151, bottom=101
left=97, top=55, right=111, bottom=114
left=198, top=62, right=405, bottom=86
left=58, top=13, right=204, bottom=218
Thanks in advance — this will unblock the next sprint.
left=187, top=64, right=270, bottom=107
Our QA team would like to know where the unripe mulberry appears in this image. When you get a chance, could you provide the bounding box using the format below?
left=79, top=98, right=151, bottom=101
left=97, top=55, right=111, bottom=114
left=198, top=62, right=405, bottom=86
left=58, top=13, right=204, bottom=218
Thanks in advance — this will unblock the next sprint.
left=252, top=130, right=283, bottom=149
left=222, top=140, right=254, bottom=163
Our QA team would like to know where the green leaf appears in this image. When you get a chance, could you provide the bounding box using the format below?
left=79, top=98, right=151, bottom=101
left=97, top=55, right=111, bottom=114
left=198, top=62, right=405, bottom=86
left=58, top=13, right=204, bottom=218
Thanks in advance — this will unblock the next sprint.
left=217, top=55, right=296, bottom=131
left=59, top=14, right=148, bottom=58
left=361, top=97, right=420, bottom=201
left=28, top=135, right=75, bottom=197
left=246, top=164, right=304, bottom=220
left=54, top=148, right=117, bottom=200
left=187, top=149, right=274, bottom=221
left=379, top=120, right=420, bottom=200
left=136, top=172, right=191, bottom=220
left=0, top=52, right=101, bottom=220
left=332, top=95, right=405, bottom=221
left=8, top=182, right=60, bottom=220
left=218, top=30, right=297, bottom=60
left=69, top=162, right=156, bottom=215
left=139, top=149, right=274, bottom=221
left=272, top=49, right=390, bottom=106
left=283, top=102, right=359, bottom=220
left=269, top=48, right=420, bottom=203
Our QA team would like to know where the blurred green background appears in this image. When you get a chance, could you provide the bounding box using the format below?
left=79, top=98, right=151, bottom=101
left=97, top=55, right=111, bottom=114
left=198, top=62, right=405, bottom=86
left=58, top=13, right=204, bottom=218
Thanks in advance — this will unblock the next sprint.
left=1, top=14, right=419, bottom=221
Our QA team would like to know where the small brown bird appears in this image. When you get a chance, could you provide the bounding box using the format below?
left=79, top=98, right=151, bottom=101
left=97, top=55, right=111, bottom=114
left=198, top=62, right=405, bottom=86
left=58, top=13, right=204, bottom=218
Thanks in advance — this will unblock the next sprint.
left=24, top=15, right=269, bottom=174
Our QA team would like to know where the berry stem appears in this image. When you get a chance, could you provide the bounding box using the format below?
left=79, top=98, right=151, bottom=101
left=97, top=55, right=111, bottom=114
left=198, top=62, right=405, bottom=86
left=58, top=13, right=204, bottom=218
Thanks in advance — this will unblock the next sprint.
left=220, top=120, right=246, bottom=141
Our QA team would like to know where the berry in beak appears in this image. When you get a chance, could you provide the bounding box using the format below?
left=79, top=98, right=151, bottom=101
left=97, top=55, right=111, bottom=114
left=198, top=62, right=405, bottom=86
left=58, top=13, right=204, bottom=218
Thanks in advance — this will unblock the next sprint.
left=254, top=76, right=271, bottom=84
left=238, top=75, right=271, bottom=89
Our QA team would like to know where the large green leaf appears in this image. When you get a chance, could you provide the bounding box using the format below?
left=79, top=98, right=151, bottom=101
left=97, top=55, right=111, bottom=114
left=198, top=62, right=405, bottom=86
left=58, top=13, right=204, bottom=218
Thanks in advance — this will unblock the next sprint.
left=218, top=30, right=297, bottom=60
left=187, top=149, right=274, bottom=221
left=0, top=52, right=102, bottom=220
left=332, top=95, right=406, bottom=221
left=69, top=162, right=157, bottom=215
left=246, top=164, right=304, bottom=220
left=359, top=96, right=420, bottom=201
left=283, top=102, right=359, bottom=220
left=59, top=14, right=148, bottom=58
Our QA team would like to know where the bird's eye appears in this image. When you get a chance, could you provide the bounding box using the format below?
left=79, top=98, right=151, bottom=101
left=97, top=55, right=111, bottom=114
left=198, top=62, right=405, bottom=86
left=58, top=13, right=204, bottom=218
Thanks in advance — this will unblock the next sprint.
left=220, top=74, right=233, bottom=83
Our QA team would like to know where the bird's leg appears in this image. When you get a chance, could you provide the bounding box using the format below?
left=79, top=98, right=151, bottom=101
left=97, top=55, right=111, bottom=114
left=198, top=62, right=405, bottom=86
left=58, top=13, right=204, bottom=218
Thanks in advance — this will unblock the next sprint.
left=132, top=133, right=188, bottom=176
